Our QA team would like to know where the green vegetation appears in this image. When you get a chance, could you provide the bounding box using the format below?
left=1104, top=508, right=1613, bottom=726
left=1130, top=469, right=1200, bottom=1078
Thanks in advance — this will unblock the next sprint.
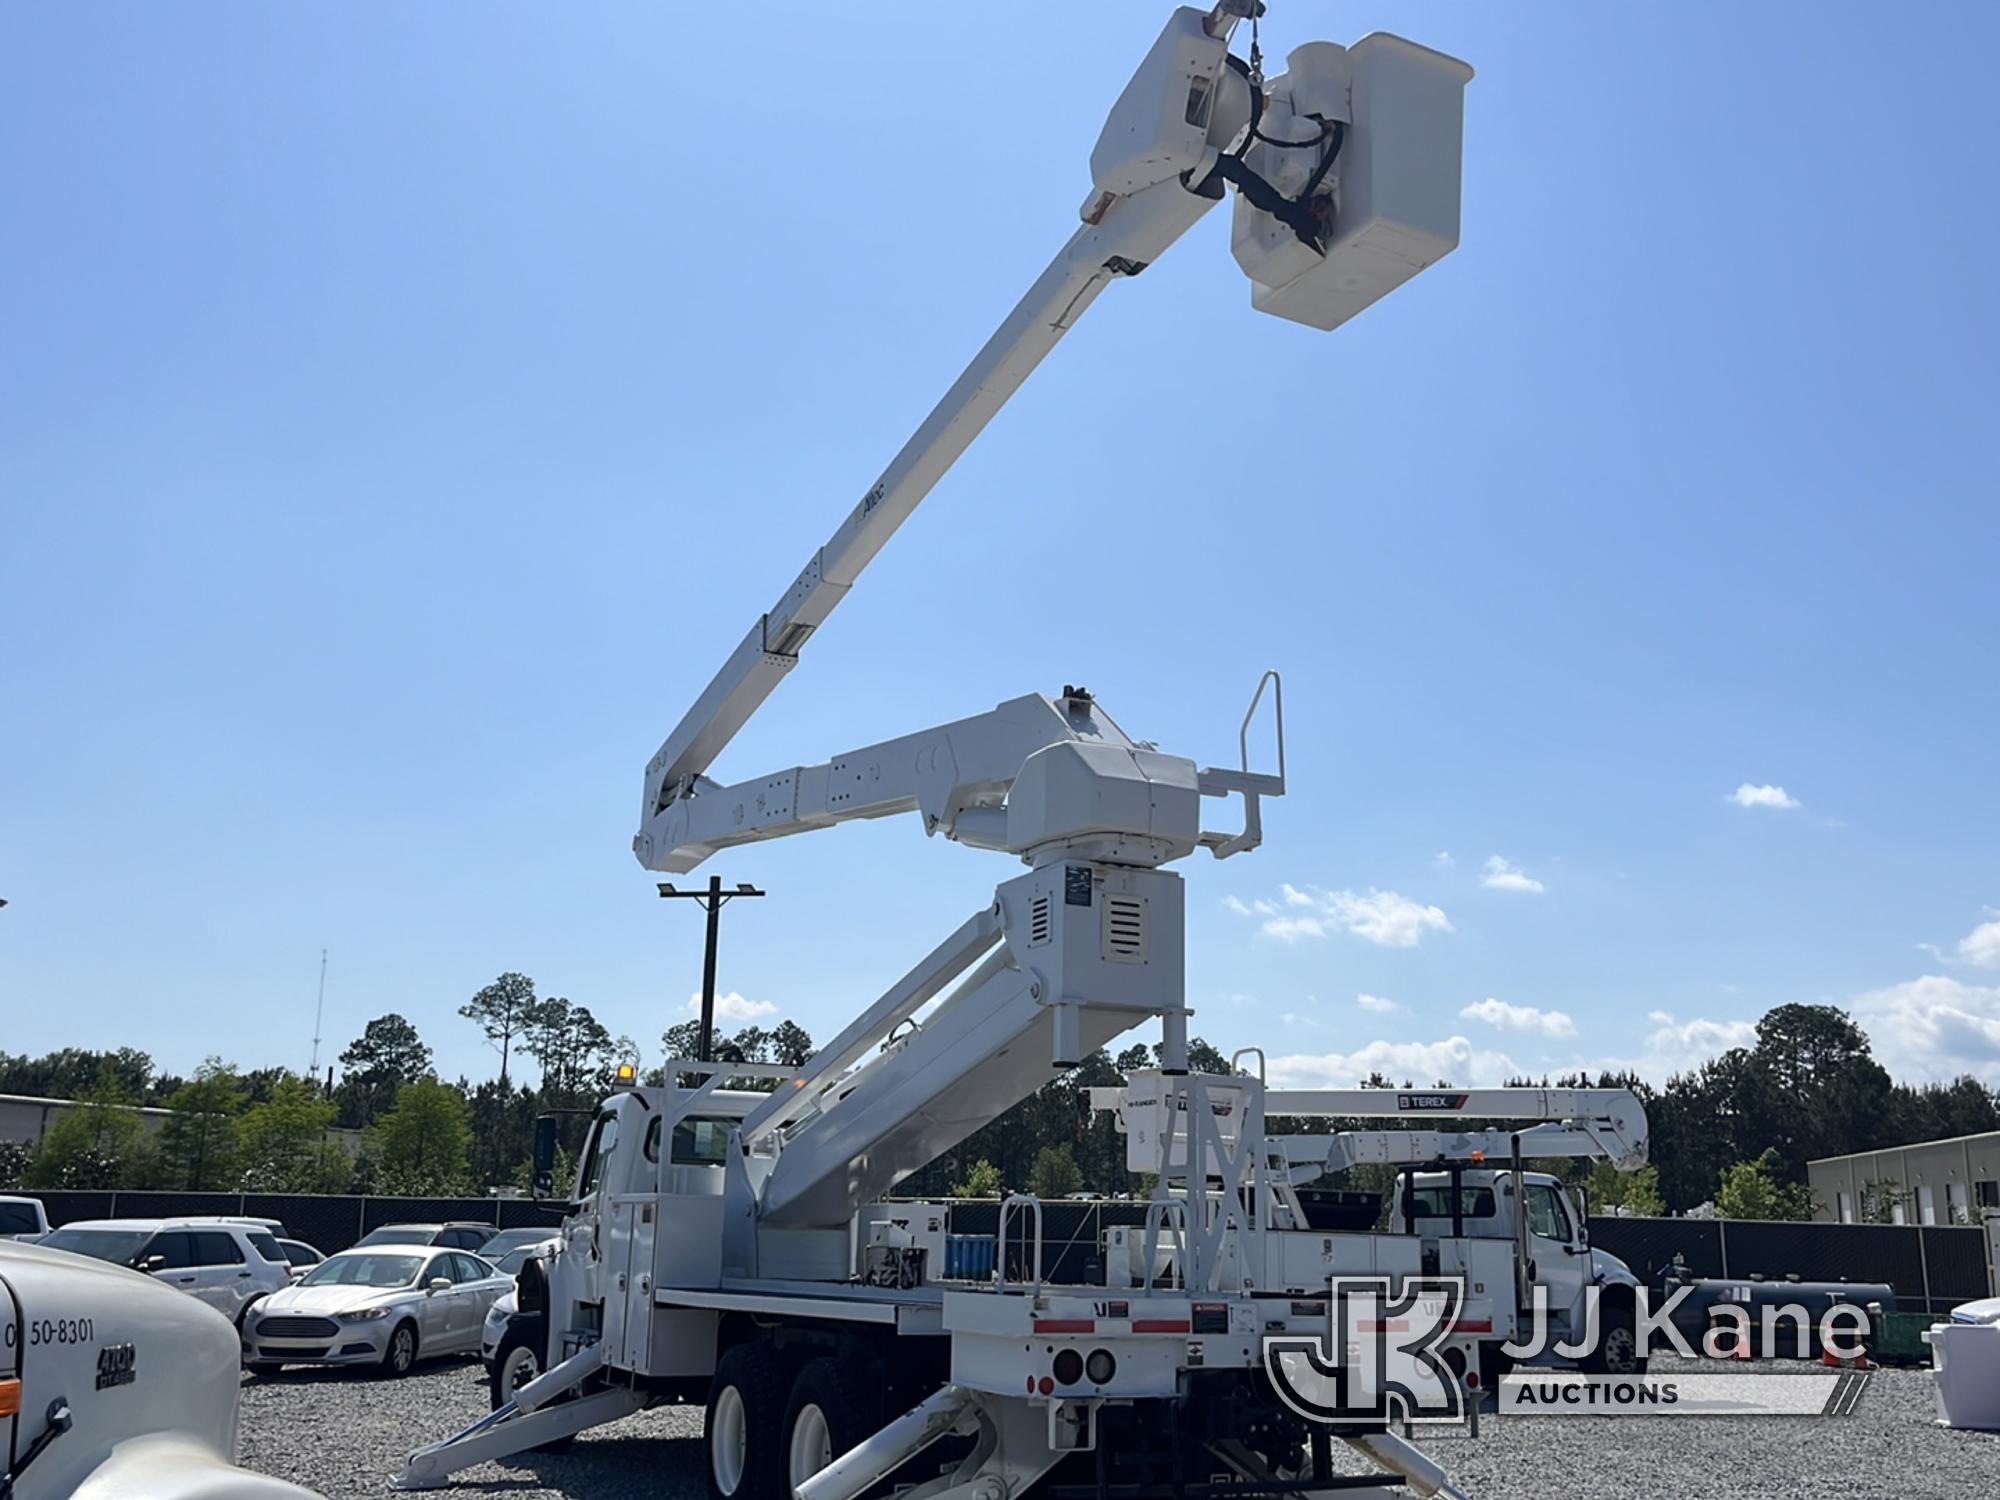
left=1715, top=1147, right=1816, bottom=1221
left=3, top=996, right=1991, bottom=1214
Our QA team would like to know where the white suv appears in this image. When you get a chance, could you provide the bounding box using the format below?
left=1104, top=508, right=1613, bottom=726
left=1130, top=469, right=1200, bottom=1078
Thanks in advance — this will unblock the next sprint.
left=0, top=1194, right=50, bottom=1239
left=37, top=1217, right=294, bottom=1324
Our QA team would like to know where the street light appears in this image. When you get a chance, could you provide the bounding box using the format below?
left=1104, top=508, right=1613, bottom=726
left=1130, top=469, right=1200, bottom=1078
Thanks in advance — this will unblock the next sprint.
left=658, top=876, right=766, bottom=1063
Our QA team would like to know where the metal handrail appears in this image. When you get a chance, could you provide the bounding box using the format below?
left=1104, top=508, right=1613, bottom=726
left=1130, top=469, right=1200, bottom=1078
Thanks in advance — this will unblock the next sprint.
left=996, top=1194, right=1045, bottom=1294
left=1237, top=670, right=1285, bottom=788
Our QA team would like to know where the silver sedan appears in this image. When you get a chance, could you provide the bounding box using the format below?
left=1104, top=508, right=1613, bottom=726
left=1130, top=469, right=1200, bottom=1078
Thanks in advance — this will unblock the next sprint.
left=243, top=1245, right=512, bottom=1375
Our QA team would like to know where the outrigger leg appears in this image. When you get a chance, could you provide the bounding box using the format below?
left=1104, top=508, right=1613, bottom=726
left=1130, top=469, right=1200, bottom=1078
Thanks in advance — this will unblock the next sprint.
left=391, top=1343, right=642, bottom=1491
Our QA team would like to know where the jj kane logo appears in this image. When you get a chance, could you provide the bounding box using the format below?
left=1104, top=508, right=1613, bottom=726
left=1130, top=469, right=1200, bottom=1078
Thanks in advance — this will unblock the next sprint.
left=1264, top=1277, right=1468, bottom=1428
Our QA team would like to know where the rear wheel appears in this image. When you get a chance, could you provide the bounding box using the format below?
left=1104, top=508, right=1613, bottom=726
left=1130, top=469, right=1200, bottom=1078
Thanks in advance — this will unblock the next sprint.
left=783, top=1358, right=882, bottom=1496
left=706, top=1341, right=787, bottom=1500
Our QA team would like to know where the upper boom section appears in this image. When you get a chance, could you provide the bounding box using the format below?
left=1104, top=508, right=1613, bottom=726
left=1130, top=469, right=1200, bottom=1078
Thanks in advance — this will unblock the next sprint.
left=634, top=7, right=1473, bottom=871
left=1093, top=1076, right=1650, bottom=1173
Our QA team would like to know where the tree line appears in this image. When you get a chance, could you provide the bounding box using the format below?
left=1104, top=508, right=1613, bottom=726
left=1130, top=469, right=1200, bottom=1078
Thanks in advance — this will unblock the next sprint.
left=3, top=994, right=1991, bottom=1223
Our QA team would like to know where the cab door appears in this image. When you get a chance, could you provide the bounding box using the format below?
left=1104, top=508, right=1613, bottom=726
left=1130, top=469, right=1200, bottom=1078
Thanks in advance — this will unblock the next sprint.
left=610, top=1117, right=663, bottom=1370
left=565, top=1109, right=622, bottom=1312
left=1522, top=1182, right=1588, bottom=1334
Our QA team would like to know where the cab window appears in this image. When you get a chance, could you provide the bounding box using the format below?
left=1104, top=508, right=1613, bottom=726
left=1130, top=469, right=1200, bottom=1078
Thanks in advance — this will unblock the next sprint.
left=671, top=1116, right=733, bottom=1167
left=1406, top=1185, right=1495, bottom=1221
left=1525, top=1184, right=1573, bottom=1241
left=578, top=1112, right=619, bottom=1198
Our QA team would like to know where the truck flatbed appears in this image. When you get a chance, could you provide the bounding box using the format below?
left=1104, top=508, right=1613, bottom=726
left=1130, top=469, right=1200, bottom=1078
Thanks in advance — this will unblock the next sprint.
left=659, top=1277, right=947, bottom=1333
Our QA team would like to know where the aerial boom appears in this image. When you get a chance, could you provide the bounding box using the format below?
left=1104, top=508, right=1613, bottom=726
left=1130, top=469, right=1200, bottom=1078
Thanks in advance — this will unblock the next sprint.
left=636, top=8, right=1473, bottom=871
left=636, top=8, right=1249, bottom=870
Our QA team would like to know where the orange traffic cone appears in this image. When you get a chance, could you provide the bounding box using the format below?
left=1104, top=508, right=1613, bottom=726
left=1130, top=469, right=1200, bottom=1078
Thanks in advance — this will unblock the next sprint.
left=1821, top=1345, right=1871, bottom=1371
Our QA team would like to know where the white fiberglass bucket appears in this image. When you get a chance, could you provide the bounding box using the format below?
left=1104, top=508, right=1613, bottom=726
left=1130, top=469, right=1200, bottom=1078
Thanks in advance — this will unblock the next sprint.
left=1924, top=1308, right=2000, bottom=1430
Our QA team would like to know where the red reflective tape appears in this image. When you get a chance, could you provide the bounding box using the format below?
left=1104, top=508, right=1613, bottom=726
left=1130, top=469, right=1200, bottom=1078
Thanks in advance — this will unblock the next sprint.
left=1132, top=1319, right=1191, bottom=1334
left=1033, top=1319, right=1094, bottom=1334
left=1357, top=1319, right=1411, bottom=1332
left=1455, top=1321, right=1493, bottom=1334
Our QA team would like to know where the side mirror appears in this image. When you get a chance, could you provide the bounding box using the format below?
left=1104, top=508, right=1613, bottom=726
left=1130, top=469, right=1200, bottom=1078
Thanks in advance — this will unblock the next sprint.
left=139, top=1253, right=167, bottom=1272
left=427, top=1276, right=451, bottom=1295
left=532, top=1116, right=559, bottom=1200
left=1574, top=1186, right=1591, bottom=1246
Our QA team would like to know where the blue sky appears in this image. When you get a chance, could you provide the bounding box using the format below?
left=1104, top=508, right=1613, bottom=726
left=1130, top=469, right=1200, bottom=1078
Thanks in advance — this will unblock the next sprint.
left=4, top=4, right=1996, bottom=1094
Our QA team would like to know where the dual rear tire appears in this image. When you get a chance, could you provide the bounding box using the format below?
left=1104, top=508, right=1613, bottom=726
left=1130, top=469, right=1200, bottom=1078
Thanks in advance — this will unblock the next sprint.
left=705, top=1346, right=881, bottom=1500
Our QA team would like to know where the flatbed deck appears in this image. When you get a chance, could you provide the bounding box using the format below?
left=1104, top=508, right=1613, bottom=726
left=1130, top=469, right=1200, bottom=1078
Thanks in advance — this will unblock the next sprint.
left=657, top=1277, right=952, bottom=1333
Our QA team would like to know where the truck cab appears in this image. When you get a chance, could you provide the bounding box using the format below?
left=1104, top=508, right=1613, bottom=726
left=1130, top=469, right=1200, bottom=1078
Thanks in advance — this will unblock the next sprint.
left=0, top=1239, right=321, bottom=1500
left=1394, top=1168, right=1645, bottom=1372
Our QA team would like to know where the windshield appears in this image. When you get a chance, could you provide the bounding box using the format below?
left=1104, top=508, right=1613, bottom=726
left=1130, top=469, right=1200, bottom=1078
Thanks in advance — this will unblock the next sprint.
left=40, top=1228, right=153, bottom=1264
left=300, top=1253, right=426, bottom=1289
left=494, top=1244, right=548, bottom=1276
left=355, top=1226, right=435, bottom=1246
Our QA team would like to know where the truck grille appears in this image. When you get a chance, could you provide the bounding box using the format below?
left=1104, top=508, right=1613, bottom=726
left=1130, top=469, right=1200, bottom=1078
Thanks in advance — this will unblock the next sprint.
left=257, top=1315, right=340, bottom=1339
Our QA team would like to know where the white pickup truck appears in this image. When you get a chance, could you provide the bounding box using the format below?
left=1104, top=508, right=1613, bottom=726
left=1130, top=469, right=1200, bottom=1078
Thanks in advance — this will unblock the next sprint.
left=0, top=1239, right=321, bottom=1500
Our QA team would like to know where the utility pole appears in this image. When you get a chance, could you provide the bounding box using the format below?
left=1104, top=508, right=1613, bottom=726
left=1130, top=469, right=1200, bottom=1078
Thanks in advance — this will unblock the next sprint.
left=309, top=948, right=328, bottom=1079
left=658, top=877, right=765, bottom=1062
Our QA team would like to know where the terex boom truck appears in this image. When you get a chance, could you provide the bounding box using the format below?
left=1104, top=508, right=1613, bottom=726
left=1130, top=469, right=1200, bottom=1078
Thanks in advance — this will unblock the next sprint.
left=1093, top=1074, right=1653, bottom=1381
left=387, top=7, right=1599, bottom=1500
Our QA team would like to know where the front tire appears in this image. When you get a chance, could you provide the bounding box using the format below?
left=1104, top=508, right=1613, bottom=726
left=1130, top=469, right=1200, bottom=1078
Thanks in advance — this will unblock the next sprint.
left=382, top=1320, right=420, bottom=1377
left=1581, top=1295, right=1647, bottom=1376
left=705, top=1341, right=787, bottom=1500
left=490, top=1316, right=575, bottom=1453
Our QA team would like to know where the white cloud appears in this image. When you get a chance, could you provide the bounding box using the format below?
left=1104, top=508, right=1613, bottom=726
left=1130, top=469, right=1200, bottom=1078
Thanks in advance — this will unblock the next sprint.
left=683, top=991, right=779, bottom=1023
left=1356, top=993, right=1402, bottom=1014
left=1955, top=914, right=2000, bottom=970
left=1568, top=1012, right=1757, bottom=1085
left=1640, top=1015, right=1757, bottom=1075
left=1223, top=895, right=1280, bottom=918
left=1460, top=997, right=1576, bottom=1038
left=1729, top=783, right=1801, bottom=811
left=1268, top=1036, right=1521, bottom=1090
left=1243, top=885, right=1451, bottom=948
left=1433, top=851, right=1455, bottom=870
left=1479, top=855, right=1545, bottom=894
left=1854, top=975, right=2000, bottom=1084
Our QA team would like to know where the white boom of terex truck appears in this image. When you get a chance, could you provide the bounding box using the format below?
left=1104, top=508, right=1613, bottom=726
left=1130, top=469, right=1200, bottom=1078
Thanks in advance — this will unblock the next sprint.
left=395, top=9, right=1649, bottom=1500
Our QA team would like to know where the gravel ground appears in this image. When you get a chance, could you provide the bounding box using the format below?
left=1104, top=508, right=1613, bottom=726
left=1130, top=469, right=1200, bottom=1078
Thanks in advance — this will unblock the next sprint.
left=239, top=1354, right=2000, bottom=1500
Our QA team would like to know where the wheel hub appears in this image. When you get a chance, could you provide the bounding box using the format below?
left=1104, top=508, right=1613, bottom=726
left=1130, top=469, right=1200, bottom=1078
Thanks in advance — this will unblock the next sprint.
left=790, top=1403, right=833, bottom=1489
left=712, top=1385, right=749, bottom=1495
